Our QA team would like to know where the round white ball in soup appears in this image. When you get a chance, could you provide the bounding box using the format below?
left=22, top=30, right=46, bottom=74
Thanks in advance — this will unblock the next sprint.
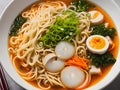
left=45, top=57, right=65, bottom=73
left=61, top=66, right=85, bottom=88
left=43, top=53, right=65, bottom=73
left=55, top=41, right=75, bottom=60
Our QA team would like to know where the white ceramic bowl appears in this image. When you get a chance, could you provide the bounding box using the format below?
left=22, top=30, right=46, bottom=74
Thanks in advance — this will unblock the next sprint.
left=0, top=0, right=120, bottom=90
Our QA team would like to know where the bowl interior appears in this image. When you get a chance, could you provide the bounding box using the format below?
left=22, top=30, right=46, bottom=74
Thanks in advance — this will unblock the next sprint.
left=0, top=0, right=120, bottom=90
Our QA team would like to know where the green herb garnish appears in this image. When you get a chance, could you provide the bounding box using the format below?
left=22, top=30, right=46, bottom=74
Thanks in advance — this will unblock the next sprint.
left=89, top=52, right=116, bottom=67
left=9, top=15, right=27, bottom=36
left=40, top=10, right=80, bottom=48
left=91, top=24, right=116, bottom=38
left=71, top=0, right=94, bottom=12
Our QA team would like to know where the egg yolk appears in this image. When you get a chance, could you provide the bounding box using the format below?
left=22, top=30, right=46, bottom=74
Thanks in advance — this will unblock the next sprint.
left=89, top=37, right=106, bottom=49
left=93, top=12, right=99, bottom=19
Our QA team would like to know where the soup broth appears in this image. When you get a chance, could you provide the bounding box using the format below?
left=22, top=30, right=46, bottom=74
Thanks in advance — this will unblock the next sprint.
left=8, top=0, right=119, bottom=89
left=88, top=4, right=119, bottom=86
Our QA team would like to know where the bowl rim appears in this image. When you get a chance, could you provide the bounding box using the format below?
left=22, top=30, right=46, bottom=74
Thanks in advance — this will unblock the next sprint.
left=0, top=0, right=120, bottom=90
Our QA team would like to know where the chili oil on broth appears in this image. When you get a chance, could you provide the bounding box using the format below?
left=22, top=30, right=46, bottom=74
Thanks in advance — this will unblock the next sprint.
left=8, top=0, right=119, bottom=90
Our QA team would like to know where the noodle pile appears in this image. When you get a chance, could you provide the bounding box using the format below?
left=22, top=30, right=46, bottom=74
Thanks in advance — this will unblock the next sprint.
left=8, top=1, right=91, bottom=89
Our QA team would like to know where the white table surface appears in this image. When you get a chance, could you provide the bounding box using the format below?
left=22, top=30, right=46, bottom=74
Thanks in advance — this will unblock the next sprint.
left=1, top=0, right=120, bottom=90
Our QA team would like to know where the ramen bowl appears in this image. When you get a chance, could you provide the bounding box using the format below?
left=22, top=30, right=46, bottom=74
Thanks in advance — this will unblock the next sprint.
left=0, top=0, right=120, bottom=90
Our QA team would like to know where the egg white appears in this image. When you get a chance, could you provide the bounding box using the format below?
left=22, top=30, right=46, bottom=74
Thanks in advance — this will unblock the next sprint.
left=89, top=10, right=104, bottom=25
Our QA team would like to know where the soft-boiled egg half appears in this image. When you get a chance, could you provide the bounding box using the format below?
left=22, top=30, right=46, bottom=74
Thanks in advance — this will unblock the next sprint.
left=86, top=35, right=109, bottom=54
left=89, top=10, right=104, bottom=25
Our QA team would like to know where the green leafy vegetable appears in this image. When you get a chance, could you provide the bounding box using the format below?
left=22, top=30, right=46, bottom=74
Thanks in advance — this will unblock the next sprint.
left=88, top=52, right=116, bottom=67
left=40, top=10, right=80, bottom=48
left=9, top=15, right=27, bottom=36
left=91, top=24, right=116, bottom=38
left=71, top=0, right=94, bottom=12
